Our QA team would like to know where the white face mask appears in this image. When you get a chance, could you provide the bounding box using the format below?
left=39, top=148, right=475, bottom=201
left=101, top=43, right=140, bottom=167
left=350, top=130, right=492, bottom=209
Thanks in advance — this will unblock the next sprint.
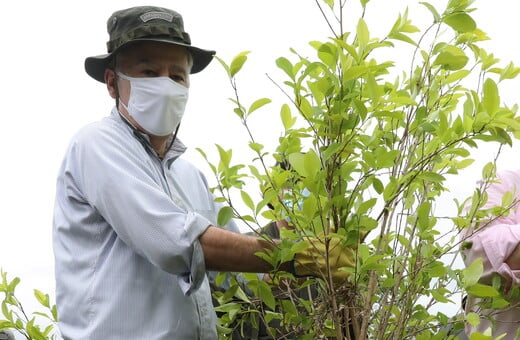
left=117, top=72, right=189, bottom=136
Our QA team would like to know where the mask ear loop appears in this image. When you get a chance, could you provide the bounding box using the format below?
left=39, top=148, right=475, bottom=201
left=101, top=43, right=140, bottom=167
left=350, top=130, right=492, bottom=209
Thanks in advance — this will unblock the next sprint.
left=112, top=57, right=121, bottom=110
left=111, top=59, right=139, bottom=133
left=111, top=58, right=136, bottom=130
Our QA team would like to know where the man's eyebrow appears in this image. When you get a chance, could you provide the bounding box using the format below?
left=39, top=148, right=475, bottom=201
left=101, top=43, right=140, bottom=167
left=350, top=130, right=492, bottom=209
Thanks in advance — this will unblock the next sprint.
left=134, top=59, right=188, bottom=75
left=170, top=64, right=188, bottom=76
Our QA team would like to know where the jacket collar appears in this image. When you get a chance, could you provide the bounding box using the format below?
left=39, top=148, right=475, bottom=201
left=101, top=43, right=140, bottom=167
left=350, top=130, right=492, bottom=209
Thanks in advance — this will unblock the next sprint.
left=109, top=107, right=187, bottom=163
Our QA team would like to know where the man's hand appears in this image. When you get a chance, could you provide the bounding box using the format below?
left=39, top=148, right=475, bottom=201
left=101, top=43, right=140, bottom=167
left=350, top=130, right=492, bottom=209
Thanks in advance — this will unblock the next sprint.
left=291, top=236, right=356, bottom=282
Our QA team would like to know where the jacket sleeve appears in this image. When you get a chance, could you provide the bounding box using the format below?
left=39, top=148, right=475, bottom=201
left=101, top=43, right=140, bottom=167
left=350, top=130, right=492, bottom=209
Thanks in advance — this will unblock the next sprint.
left=65, top=122, right=211, bottom=294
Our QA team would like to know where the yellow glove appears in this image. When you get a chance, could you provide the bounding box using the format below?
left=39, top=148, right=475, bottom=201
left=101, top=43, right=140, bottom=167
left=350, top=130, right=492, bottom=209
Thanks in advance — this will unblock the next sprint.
left=291, top=236, right=356, bottom=282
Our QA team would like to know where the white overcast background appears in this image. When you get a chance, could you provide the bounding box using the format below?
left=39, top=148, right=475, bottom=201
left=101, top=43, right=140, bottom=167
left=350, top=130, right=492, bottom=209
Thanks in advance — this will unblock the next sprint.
left=1, top=0, right=519, bottom=337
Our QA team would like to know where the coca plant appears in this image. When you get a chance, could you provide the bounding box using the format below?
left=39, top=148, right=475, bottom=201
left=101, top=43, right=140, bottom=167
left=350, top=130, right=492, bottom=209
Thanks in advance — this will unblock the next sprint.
left=199, top=0, right=520, bottom=339
left=0, top=270, right=60, bottom=340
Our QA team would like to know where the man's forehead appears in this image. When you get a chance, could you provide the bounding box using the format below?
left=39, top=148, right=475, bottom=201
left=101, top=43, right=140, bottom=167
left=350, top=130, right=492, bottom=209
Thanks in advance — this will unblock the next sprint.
left=117, top=42, right=189, bottom=63
left=120, top=41, right=188, bottom=54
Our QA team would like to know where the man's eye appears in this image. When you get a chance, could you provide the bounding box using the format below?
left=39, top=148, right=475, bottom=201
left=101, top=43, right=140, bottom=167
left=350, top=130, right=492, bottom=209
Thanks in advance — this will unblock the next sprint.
left=142, top=70, right=157, bottom=77
left=170, top=75, right=185, bottom=83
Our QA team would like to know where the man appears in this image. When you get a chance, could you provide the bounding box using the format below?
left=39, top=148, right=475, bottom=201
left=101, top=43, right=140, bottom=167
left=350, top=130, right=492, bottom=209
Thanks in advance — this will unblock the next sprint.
left=52, top=6, right=354, bottom=340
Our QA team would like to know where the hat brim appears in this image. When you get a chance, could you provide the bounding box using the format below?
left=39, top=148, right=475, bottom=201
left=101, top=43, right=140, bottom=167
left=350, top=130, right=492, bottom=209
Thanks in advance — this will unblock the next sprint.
left=85, top=38, right=216, bottom=83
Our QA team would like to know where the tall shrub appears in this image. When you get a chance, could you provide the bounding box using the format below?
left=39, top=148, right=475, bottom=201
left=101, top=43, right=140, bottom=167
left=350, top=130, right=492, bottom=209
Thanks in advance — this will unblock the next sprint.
left=201, top=0, right=520, bottom=338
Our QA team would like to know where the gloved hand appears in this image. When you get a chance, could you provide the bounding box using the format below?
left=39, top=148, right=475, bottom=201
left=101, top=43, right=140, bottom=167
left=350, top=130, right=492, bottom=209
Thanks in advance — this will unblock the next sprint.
left=290, top=236, right=356, bottom=282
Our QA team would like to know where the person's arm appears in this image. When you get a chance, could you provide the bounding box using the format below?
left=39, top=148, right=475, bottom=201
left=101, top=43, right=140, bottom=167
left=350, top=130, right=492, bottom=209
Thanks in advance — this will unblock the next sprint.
left=200, top=226, right=283, bottom=273
left=462, top=170, right=520, bottom=286
left=201, top=225, right=356, bottom=282
left=464, top=224, right=520, bottom=285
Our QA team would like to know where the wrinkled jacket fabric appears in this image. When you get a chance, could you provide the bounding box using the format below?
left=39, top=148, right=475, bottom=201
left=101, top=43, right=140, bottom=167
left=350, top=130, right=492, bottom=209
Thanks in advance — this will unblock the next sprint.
left=53, top=108, right=238, bottom=339
left=462, top=170, right=520, bottom=339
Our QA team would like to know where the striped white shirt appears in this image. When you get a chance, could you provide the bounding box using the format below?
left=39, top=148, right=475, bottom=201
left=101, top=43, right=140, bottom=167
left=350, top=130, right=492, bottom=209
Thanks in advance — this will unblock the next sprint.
left=53, top=108, right=238, bottom=339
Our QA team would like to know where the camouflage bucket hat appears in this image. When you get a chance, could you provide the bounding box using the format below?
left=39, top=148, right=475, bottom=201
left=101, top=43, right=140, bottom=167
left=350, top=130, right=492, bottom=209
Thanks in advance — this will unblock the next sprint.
left=85, top=6, right=216, bottom=83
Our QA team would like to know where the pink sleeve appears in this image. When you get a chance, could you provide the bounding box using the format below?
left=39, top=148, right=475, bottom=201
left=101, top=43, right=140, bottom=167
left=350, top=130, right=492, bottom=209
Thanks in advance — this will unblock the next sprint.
left=463, top=170, right=520, bottom=286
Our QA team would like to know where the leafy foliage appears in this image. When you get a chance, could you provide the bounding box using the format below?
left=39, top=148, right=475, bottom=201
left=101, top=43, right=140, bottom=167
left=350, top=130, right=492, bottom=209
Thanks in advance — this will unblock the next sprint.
left=202, top=0, right=520, bottom=339
left=3, top=1, right=520, bottom=340
left=0, top=270, right=60, bottom=340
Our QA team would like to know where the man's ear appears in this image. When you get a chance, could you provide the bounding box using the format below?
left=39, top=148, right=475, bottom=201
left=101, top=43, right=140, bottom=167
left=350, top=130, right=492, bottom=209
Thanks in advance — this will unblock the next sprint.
left=105, top=69, right=117, bottom=99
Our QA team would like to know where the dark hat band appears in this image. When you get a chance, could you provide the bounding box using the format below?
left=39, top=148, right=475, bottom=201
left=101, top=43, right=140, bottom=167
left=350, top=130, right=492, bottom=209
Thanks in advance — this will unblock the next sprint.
left=107, top=24, right=191, bottom=53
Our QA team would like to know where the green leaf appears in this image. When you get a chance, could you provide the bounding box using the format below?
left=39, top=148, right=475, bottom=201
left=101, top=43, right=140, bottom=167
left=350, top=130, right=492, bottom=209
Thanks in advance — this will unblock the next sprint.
left=482, top=78, right=499, bottom=115
left=372, top=177, right=384, bottom=194
left=248, top=141, right=264, bottom=153
left=217, top=206, right=234, bottom=226
left=343, top=65, right=368, bottom=81
left=323, top=0, right=334, bottom=9
left=15, top=319, right=22, bottom=328
left=365, top=71, right=382, bottom=104
left=276, top=57, right=295, bottom=80
left=356, top=18, right=369, bottom=50
left=7, top=277, right=20, bottom=292
left=466, top=283, right=499, bottom=298
left=462, top=258, right=483, bottom=288
left=229, top=51, right=250, bottom=78
left=34, top=289, right=50, bottom=308
left=214, top=302, right=242, bottom=319
left=33, top=311, right=51, bottom=319
left=388, top=32, right=417, bottom=46
left=481, top=162, right=496, bottom=180
left=443, top=12, right=476, bottom=33
left=420, top=2, right=441, bottom=22
left=417, top=201, right=431, bottom=232
left=383, top=177, right=398, bottom=202
left=240, top=215, right=255, bottom=223
left=43, top=324, right=55, bottom=336
left=431, top=288, right=450, bottom=303
left=195, top=147, right=208, bottom=161
left=298, top=96, right=313, bottom=120
left=240, top=190, right=255, bottom=211
left=499, top=61, right=520, bottom=81
left=318, top=43, right=337, bottom=69
left=465, top=312, right=480, bottom=327
left=280, top=104, right=296, bottom=130
left=288, top=151, right=321, bottom=178
left=445, top=69, right=471, bottom=83
left=214, top=55, right=230, bottom=76
left=0, top=320, right=14, bottom=329
left=51, top=304, right=58, bottom=321
left=456, top=158, right=475, bottom=170
left=493, top=127, right=513, bottom=146
left=291, top=240, right=310, bottom=254
left=1, top=301, right=10, bottom=320
left=388, top=8, right=419, bottom=46
left=374, top=148, right=399, bottom=168
left=248, top=98, right=272, bottom=115
left=358, top=198, right=377, bottom=214
left=216, top=145, right=232, bottom=169
left=234, top=285, right=252, bottom=304
left=490, top=296, right=510, bottom=309
left=418, top=172, right=445, bottom=183
left=257, top=280, right=276, bottom=310
left=232, top=106, right=245, bottom=119
left=433, top=44, right=468, bottom=70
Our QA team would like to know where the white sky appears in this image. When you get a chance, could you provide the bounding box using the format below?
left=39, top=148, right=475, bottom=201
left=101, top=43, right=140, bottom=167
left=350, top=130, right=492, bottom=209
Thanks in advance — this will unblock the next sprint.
left=1, top=0, right=520, bottom=337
